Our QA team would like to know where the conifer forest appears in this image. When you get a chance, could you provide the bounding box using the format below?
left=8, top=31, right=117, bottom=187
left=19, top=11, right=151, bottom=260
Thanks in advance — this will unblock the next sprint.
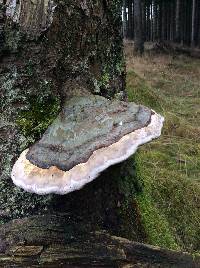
left=123, top=0, right=200, bottom=53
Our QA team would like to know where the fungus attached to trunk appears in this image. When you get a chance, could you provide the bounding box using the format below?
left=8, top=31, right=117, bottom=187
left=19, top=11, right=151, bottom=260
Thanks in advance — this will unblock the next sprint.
left=11, top=95, right=164, bottom=195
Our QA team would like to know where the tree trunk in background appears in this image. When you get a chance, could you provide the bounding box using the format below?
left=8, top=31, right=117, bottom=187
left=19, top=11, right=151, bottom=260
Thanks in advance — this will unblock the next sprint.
left=122, top=0, right=200, bottom=48
left=134, top=0, right=144, bottom=54
left=186, top=0, right=191, bottom=45
left=171, top=0, right=175, bottom=42
left=181, top=0, right=185, bottom=45
left=129, top=0, right=134, bottom=39
left=170, top=1, right=174, bottom=41
left=128, top=0, right=132, bottom=38
left=123, top=0, right=128, bottom=38
left=161, top=0, right=166, bottom=42
left=191, top=0, right=196, bottom=47
left=198, top=1, right=200, bottom=47
left=197, top=0, right=200, bottom=47
left=175, top=0, right=181, bottom=42
left=153, top=0, right=158, bottom=41
left=166, top=1, right=169, bottom=41
left=150, top=2, right=153, bottom=41
left=132, top=0, right=135, bottom=39
left=141, top=0, right=146, bottom=42
left=158, top=0, right=162, bottom=42
left=146, top=1, right=150, bottom=41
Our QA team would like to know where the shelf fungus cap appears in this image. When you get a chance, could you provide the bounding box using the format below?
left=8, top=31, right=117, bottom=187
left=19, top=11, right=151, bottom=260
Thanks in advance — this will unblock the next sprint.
left=11, top=95, right=164, bottom=195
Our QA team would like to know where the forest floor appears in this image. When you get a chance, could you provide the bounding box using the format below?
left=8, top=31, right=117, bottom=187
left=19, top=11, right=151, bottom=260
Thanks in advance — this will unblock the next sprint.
left=125, top=41, right=200, bottom=253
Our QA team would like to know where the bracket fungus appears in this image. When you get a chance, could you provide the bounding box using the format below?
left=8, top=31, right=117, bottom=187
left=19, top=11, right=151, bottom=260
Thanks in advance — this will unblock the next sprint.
left=11, top=95, right=164, bottom=195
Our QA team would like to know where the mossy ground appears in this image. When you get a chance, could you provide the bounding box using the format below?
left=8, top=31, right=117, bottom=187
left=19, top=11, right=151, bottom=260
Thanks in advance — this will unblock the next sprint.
left=125, top=42, right=200, bottom=253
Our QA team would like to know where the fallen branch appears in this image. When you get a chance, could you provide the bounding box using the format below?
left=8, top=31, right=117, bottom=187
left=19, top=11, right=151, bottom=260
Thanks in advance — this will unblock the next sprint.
left=0, top=215, right=199, bottom=267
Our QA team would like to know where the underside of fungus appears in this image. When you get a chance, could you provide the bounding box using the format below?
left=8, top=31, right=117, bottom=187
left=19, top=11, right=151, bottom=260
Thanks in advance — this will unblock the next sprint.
left=11, top=95, right=164, bottom=195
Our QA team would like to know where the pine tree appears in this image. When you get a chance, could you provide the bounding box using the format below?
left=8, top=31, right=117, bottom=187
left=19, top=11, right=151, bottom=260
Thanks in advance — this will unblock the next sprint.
left=134, top=0, right=144, bottom=54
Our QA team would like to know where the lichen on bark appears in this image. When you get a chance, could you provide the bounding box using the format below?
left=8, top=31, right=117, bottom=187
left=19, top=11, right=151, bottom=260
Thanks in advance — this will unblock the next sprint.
left=0, top=0, right=129, bottom=224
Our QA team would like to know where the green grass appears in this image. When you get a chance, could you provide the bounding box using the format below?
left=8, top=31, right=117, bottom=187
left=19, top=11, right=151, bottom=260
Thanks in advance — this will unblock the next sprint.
left=126, top=54, right=200, bottom=253
left=127, top=70, right=164, bottom=112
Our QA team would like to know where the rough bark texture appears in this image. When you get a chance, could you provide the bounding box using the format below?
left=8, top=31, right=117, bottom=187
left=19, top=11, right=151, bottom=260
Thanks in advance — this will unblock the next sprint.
left=0, top=215, right=199, bottom=268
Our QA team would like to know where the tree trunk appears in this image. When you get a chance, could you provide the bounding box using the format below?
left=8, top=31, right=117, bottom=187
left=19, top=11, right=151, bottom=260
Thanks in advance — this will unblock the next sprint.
left=146, top=1, right=151, bottom=41
left=198, top=2, right=200, bottom=47
left=153, top=0, right=158, bottom=41
left=171, top=0, right=176, bottom=42
left=0, top=2, right=162, bottom=265
left=157, top=0, right=162, bottom=42
left=175, top=0, right=181, bottom=43
left=186, top=0, right=191, bottom=46
left=0, top=1, right=152, bottom=264
left=123, top=0, right=128, bottom=38
left=150, top=2, right=153, bottom=41
left=161, top=0, right=166, bottom=42
left=0, top=0, right=6, bottom=55
left=191, top=0, right=196, bottom=47
left=134, top=0, right=144, bottom=54
left=0, top=0, right=129, bottom=230
left=141, top=0, right=146, bottom=42
left=129, top=0, right=134, bottom=39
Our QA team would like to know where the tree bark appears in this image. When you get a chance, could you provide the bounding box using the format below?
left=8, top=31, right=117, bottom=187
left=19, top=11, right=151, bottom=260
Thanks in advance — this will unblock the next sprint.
left=197, top=0, right=200, bottom=47
left=175, top=0, right=181, bottom=43
left=129, top=0, right=134, bottom=39
left=161, top=0, right=166, bottom=42
left=0, top=214, right=200, bottom=267
left=150, top=1, right=153, bottom=41
left=191, top=0, right=196, bottom=47
left=153, top=0, right=158, bottom=41
left=123, top=0, right=128, bottom=38
left=146, top=1, right=151, bottom=41
left=134, top=0, right=144, bottom=54
left=157, top=0, right=162, bottom=42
